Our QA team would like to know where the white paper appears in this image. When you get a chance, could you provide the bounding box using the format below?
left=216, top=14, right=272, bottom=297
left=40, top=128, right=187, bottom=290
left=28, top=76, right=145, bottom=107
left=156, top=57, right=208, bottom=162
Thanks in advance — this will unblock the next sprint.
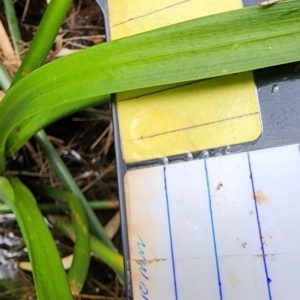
left=124, top=144, right=300, bottom=300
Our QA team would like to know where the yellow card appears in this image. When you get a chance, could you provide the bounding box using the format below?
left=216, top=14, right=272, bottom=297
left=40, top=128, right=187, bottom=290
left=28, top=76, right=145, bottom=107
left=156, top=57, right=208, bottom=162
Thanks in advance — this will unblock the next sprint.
left=107, top=0, right=261, bottom=163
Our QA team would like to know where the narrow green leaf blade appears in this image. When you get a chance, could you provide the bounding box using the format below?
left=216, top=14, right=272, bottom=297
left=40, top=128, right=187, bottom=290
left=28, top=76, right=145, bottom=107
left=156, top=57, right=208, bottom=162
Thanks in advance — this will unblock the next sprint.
left=12, top=0, right=73, bottom=84
left=34, top=131, right=116, bottom=250
left=61, top=191, right=90, bottom=295
left=7, top=96, right=110, bottom=156
left=37, top=186, right=90, bottom=295
left=0, top=177, right=15, bottom=205
left=3, top=0, right=22, bottom=52
left=0, top=177, right=73, bottom=299
left=1, top=1, right=300, bottom=171
left=51, top=216, right=125, bottom=284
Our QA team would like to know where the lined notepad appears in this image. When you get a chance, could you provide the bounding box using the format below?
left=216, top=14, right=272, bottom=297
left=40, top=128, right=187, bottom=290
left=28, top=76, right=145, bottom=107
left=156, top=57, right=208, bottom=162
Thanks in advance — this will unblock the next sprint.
left=125, top=144, right=300, bottom=300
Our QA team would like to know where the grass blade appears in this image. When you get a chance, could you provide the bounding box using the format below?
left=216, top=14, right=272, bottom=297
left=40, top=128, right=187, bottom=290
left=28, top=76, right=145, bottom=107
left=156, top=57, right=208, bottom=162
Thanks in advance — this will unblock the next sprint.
left=36, top=186, right=123, bottom=289
left=12, top=0, right=73, bottom=84
left=0, top=200, right=118, bottom=213
left=3, top=0, right=22, bottom=54
left=51, top=216, right=125, bottom=284
left=0, top=63, right=115, bottom=251
left=1, top=1, right=300, bottom=170
left=34, top=131, right=116, bottom=250
left=0, top=177, right=73, bottom=299
left=45, top=188, right=90, bottom=295
left=7, top=96, right=110, bottom=156
left=0, top=64, right=11, bottom=91
left=5, top=0, right=114, bottom=248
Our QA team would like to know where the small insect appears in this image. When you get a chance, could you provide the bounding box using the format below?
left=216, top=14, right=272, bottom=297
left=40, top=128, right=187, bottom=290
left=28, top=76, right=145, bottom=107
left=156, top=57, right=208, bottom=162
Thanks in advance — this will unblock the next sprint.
left=258, top=0, right=284, bottom=6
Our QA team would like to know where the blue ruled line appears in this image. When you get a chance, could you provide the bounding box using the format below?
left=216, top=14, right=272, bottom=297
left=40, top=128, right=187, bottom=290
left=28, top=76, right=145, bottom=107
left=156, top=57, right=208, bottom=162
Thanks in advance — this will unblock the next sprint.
left=204, top=159, right=223, bottom=300
left=247, top=153, right=272, bottom=300
left=163, top=166, right=179, bottom=300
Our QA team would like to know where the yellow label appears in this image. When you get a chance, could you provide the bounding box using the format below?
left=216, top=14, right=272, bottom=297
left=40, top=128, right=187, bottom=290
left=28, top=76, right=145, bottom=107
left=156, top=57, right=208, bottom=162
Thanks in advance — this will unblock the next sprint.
left=107, top=0, right=261, bottom=163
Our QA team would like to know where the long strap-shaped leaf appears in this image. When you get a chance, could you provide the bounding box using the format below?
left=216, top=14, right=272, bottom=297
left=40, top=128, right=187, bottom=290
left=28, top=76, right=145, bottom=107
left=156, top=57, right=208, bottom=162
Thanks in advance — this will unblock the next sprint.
left=0, top=177, right=73, bottom=299
left=37, top=186, right=91, bottom=295
left=51, top=216, right=125, bottom=284
left=1, top=1, right=300, bottom=173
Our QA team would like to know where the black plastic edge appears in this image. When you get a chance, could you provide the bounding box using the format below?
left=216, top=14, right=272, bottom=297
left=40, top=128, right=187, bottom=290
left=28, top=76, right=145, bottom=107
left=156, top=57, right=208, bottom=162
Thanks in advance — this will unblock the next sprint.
left=94, top=1, right=133, bottom=299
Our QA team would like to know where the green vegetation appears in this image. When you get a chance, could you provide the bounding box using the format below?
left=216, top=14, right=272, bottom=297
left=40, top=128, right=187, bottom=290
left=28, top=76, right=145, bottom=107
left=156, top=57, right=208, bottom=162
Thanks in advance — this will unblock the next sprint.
left=0, top=0, right=299, bottom=298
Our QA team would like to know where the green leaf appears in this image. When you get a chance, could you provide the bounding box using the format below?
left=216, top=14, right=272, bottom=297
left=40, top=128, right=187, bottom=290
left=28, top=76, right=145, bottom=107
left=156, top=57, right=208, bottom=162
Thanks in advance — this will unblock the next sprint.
left=37, top=186, right=90, bottom=295
left=51, top=216, right=125, bottom=284
left=0, top=67, right=115, bottom=252
left=0, top=177, right=15, bottom=205
left=0, top=200, right=118, bottom=213
left=3, top=0, right=22, bottom=53
left=2, top=0, right=113, bottom=245
left=1, top=0, right=300, bottom=172
left=34, top=130, right=116, bottom=250
left=0, top=64, right=12, bottom=92
left=12, top=0, right=73, bottom=84
left=0, top=177, right=73, bottom=299
left=0, top=0, right=114, bottom=246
